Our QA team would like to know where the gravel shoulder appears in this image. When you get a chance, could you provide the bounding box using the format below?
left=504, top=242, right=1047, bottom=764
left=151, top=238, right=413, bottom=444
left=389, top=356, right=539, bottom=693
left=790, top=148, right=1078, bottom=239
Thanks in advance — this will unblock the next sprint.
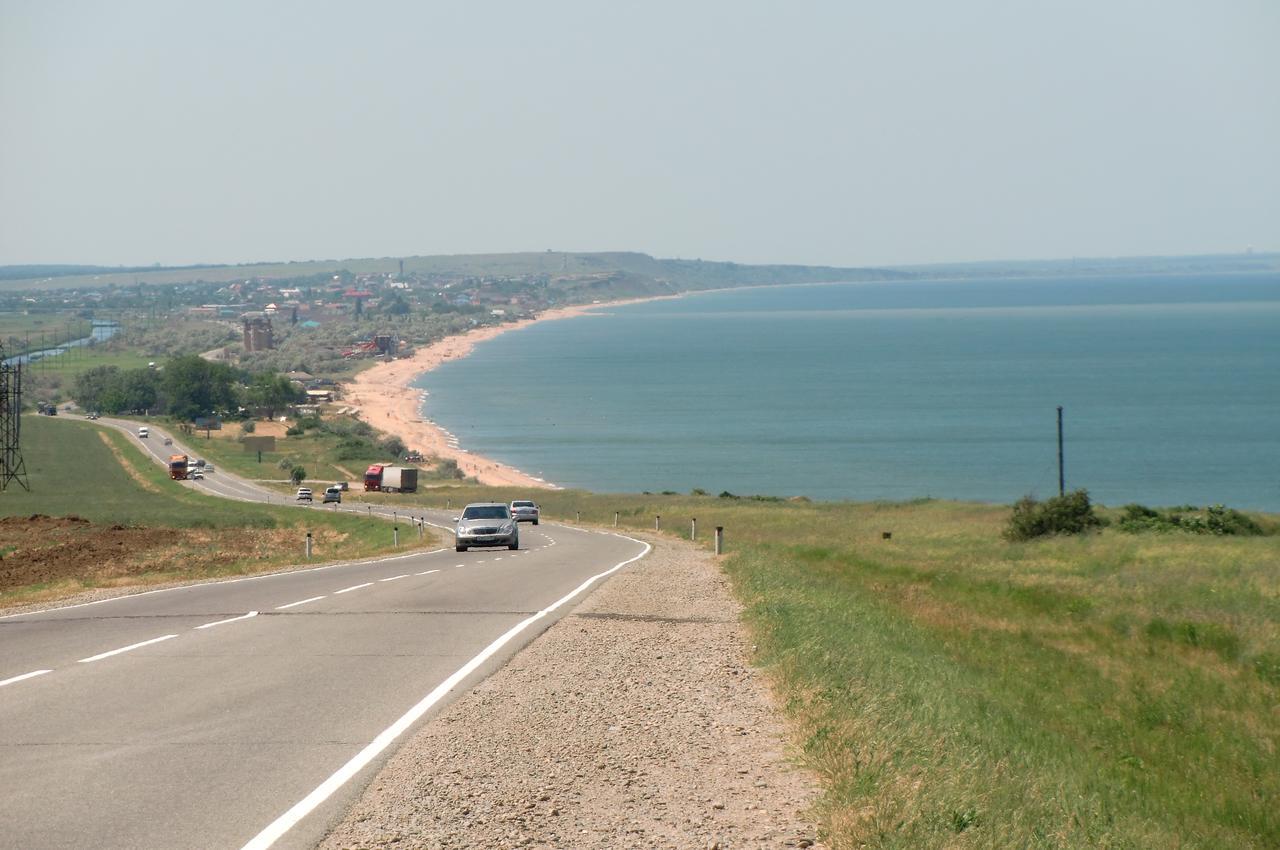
left=322, top=534, right=824, bottom=849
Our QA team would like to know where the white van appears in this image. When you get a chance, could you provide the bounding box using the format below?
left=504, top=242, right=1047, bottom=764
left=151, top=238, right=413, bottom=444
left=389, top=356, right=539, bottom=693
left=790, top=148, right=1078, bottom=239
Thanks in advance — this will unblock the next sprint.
left=138, top=426, right=149, bottom=439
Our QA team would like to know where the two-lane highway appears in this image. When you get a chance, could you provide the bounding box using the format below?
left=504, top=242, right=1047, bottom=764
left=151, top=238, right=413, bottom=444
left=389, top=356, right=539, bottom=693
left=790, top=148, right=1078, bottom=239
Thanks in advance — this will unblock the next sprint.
left=0, top=421, right=648, bottom=849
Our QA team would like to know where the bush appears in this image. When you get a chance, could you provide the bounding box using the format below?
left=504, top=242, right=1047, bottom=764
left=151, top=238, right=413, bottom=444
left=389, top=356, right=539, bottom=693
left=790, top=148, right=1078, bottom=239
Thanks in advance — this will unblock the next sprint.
left=285, top=425, right=304, bottom=437
left=377, top=435, right=406, bottom=458
left=1118, top=503, right=1264, bottom=536
left=290, top=466, right=306, bottom=485
left=1004, top=489, right=1104, bottom=541
left=240, top=420, right=255, bottom=434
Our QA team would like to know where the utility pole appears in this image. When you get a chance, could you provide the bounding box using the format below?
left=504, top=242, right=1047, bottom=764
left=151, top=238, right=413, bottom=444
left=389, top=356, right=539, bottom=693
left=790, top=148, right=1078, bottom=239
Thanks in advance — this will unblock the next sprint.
left=1057, top=406, right=1065, bottom=497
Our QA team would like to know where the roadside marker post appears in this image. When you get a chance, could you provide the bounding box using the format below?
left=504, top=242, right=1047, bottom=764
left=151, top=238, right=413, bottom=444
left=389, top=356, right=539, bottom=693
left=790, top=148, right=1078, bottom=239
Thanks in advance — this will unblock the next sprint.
left=305, top=532, right=312, bottom=559
left=691, top=517, right=696, bottom=540
left=655, top=514, right=661, bottom=531
left=714, top=526, right=724, bottom=555
left=393, top=526, right=399, bottom=548
left=613, top=511, right=619, bottom=527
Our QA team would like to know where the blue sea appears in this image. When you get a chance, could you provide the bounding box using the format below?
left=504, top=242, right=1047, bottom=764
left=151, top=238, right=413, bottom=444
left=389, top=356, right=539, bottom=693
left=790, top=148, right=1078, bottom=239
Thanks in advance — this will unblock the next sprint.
left=415, top=273, right=1280, bottom=510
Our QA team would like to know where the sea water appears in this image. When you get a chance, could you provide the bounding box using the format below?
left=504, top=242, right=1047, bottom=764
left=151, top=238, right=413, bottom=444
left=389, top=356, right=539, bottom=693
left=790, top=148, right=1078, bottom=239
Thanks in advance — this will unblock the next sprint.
left=415, top=272, right=1280, bottom=510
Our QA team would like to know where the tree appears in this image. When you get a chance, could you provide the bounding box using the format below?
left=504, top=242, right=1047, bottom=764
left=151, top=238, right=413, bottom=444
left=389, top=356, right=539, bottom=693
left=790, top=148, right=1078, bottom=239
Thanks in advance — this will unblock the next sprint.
left=246, top=372, right=302, bottom=419
left=72, top=365, right=121, bottom=412
left=290, top=466, right=307, bottom=486
left=162, top=355, right=241, bottom=421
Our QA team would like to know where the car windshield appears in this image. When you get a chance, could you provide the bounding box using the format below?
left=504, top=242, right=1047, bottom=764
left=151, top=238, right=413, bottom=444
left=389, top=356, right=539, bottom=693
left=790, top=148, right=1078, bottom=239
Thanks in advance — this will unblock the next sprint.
left=462, top=506, right=509, bottom=520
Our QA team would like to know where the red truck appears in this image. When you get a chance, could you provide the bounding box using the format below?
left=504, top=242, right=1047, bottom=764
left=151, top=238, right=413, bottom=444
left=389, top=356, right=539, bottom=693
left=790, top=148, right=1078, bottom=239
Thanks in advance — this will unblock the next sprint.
left=168, top=454, right=189, bottom=480
left=364, top=464, right=418, bottom=493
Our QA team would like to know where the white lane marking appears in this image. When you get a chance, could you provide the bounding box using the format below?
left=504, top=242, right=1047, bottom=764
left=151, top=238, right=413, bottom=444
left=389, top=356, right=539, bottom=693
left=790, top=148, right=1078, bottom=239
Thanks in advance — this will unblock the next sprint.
left=240, top=534, right=651, bottom=850
left=77, top=634, right=178, bottom=664
left=415, top=569, right=440, bottom=576
left=334, top=582, right=373, bottom=595
left=378, top=574, right=411, bottom=583
left=196, top=611, right=259, bottom=630
left=0, top=669, right=52, bottom=688
left=276, top=596, right=327, bottom=610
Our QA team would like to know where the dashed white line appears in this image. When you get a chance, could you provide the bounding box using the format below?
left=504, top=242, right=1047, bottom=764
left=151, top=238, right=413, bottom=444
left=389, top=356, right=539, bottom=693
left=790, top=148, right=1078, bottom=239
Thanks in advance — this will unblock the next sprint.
left=414, top=569, right=440, bottom=576
left=195, top=611, right=259, bottom=630
left=0, top=669, right=52, bottom=688
left=276, top=596, right=327, bottom=610
left=239, top=534, right=652, bottom=850
left=378, top=574, right=411, bottom=583
left=334, top=582, right=373, bottom=594
left=77, top=634, right=178, bottom=664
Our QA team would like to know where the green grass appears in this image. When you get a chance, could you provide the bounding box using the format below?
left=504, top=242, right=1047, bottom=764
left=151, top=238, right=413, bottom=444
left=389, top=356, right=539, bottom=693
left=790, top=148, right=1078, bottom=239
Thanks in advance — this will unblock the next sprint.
left=179, top=421, right=389, bottom=486
left=367, top=484, right=1280, bottom=848
left=1, top=416, right=437, bottom=601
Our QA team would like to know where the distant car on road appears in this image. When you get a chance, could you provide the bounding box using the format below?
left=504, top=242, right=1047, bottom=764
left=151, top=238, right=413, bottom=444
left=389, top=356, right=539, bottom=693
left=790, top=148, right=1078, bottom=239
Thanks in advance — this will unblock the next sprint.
left=203, top=464, right=214, bottom=473
left=333, top=481, right=349, bottom=491
left=190, top=469, right=204, bottom=480
left=510, top=500, right=540, bottom=524
left=322, top=486, right=342, bottom=504
left=138, top=426, right=148, bottom=438
left=163, top=437, right=172, bottom=445
left=454, top=502, right=519, bottom=552
left=296, top=487, right=313, bottom=502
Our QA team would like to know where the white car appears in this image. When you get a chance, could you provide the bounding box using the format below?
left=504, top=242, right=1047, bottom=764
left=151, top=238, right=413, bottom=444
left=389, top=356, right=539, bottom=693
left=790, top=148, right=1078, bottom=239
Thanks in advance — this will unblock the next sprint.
left=190, top=469, right=204, bottom=481
left=296, top=488, right=313, bottom=502
left=510, top=500, right=540, bottom=524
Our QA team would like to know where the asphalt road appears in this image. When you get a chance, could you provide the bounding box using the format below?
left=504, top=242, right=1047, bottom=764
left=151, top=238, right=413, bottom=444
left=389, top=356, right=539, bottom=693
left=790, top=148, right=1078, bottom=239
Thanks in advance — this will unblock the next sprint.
left=0, top=420, right=647, bottom=849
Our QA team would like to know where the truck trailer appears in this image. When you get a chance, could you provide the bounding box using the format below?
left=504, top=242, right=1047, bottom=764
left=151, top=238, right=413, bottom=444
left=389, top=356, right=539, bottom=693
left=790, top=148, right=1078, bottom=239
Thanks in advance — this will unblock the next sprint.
left=363, top=464, right=418, bottom=493
left=168, top=454, right=189, bottom=480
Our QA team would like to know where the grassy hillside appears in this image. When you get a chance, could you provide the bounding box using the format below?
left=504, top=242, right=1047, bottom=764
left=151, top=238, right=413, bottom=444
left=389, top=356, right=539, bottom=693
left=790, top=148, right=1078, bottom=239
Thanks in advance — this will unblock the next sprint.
left=0, top=416, right=436, bottom=607
left=368, top=485, right=1280, bottom=848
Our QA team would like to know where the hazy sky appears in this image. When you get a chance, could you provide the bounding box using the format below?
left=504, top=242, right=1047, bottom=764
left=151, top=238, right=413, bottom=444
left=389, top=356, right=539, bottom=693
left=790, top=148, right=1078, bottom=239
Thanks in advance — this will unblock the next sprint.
left=2, top=1, right=1277, bottom=268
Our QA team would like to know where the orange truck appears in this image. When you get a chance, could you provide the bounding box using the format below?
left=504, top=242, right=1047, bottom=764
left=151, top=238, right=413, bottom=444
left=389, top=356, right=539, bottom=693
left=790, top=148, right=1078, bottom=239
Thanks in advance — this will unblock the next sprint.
left=168, top=454, right=189, bottom=480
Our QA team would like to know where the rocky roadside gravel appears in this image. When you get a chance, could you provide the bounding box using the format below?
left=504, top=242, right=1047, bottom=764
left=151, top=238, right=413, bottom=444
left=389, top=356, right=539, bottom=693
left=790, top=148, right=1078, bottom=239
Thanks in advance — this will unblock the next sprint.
left=321, top=534, right=825, bottom=849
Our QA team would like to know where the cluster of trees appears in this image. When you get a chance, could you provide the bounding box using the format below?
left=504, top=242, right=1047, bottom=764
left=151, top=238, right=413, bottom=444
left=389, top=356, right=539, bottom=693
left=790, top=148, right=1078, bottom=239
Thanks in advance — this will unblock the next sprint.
left=72, top=355, right=304, bottom=420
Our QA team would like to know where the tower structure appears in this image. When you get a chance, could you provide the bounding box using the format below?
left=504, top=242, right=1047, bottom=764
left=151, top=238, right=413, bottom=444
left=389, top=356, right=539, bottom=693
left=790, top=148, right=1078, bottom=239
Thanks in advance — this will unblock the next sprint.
left=0, top=344, right=29, bottom=491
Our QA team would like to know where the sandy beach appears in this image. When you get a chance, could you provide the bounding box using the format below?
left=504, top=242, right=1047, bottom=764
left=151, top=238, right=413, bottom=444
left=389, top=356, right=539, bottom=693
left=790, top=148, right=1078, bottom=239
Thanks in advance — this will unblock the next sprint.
left=344, top=298, right=668, bottom=488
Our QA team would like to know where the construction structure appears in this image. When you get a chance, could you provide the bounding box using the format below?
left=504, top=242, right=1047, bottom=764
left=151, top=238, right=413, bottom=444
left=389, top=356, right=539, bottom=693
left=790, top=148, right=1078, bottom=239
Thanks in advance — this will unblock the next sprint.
left=242, top=313, right=274, bottom=352
left=0, top=343, right=29, bottom=491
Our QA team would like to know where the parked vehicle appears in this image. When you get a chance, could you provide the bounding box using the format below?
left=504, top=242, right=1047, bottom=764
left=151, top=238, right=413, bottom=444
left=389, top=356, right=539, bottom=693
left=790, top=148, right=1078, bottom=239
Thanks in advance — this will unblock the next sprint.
left=510, top=500, right=540, bottom=524
left=296, top=488, right=313, bottom=502
left=322, top=486, right=342, bottom=503
left=138, top=426, right=149, bottom=438
left=364, top=464, right=418, bottom=493
left=168, top=454, right=189, bottom=480
left=454, top=503, right=519, bottom=552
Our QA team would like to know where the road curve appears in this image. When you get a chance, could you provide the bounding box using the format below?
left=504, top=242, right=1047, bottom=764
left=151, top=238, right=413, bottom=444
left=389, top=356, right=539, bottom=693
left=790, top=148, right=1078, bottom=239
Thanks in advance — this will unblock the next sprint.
left=0, top=419, right=648, bottom=849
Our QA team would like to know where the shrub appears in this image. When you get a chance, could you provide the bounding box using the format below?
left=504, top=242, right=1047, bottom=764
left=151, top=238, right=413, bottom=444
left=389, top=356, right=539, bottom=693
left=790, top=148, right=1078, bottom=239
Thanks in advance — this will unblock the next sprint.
left=285, top=425, right=304, bottom=437
left=1119, top=503, right=1265, bottom=536
left=1004, top=489, right=1104, bottom=541
left=377, top=435, right=406, bottom=458
left=290, top=466, right=306, bottom=485
left=240, top=420, right=255, bottom=434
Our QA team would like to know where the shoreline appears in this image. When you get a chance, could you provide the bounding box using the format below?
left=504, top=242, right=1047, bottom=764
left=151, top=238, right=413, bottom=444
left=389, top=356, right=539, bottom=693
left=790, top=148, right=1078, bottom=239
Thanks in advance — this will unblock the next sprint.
left=343, top=296, right=674, bottom=488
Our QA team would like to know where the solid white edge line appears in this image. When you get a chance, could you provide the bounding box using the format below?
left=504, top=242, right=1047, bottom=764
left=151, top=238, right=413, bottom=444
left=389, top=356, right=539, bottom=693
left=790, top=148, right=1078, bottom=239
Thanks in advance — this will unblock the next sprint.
left=240, top=534, right=651, bottom=850
left=378, top=574, right=410, bottom=582
left=77, top=634, right=178, bottom=664
left=0, top=669, right=52, bottom=688
left=195, top=611, right=259, bottom=630
left=334, top=582, right=373, bottom=594
left=276, top=596, right=327, bottom=610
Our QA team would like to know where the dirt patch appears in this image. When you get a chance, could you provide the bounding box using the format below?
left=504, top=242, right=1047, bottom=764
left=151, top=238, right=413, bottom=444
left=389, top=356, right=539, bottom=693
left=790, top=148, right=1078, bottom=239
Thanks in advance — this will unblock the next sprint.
left=96, top=431, right=162, bottom=493
left=321, top=536, right=824, bottom=849
left=0, top=515, right=328, bottom=604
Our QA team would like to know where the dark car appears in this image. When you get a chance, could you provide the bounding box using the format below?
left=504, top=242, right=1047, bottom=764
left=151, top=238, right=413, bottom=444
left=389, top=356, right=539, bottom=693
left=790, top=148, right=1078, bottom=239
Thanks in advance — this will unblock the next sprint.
left=454, top=502, right=519, bottom=552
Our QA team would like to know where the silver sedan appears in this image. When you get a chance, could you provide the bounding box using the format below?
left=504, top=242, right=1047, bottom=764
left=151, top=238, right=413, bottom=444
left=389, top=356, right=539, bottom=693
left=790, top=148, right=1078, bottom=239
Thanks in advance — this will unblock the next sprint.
left=454, top=503, right=519, bottom=552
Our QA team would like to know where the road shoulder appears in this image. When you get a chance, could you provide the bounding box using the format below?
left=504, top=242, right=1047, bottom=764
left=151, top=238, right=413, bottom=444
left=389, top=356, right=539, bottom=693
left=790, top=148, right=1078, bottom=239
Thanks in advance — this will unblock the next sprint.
left=321, top=534, right=823, bottom=848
